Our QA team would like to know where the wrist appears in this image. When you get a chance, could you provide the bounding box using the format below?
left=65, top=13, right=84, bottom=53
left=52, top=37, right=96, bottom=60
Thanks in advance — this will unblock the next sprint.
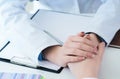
left=42, top=45, right=61, bottom=60
left=78, top=72, right=98, bottom=79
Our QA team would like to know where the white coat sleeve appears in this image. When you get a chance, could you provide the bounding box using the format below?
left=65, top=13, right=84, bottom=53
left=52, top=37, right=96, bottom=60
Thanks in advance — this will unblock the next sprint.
left=0, top=0, right=61, bottom=65
left=86, top=0, right=120, bottom=45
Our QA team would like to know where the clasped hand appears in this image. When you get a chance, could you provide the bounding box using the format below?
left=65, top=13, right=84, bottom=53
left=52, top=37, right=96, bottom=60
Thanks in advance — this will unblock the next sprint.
left=44, top=32, right=101, bottom=67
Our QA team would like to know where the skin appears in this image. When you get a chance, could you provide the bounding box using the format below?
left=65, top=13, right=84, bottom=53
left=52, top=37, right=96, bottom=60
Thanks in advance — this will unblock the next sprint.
left=43, top=32, right=100, bottom=67
left=68, top=42, right=105, bottom=79
left=43, top=32, right=105, bottom=79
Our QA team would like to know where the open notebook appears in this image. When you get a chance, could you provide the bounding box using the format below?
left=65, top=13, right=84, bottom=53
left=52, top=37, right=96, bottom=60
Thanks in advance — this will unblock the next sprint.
left=0, top=39, right=63, bottom=73
left=0, top=25, right=63, bottom=73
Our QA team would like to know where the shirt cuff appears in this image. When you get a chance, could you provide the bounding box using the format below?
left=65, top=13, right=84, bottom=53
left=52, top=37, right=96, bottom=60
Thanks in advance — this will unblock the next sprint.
left=38, top=52, right=45, bottom=61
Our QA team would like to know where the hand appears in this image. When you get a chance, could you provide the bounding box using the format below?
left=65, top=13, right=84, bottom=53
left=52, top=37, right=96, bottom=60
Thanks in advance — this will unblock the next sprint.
left=68, top=42, right=105, bottom=79
left=43, top=32, right=98, bottom=67
left=77, top=32, right=101, bottom=49
left=86, top=33, right=101, bottom=46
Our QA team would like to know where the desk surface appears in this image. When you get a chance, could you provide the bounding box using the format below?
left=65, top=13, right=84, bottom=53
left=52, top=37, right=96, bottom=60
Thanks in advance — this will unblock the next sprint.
left=0, top=2, right=119, bottom=79
left=0, top=47, right=120, bottom=79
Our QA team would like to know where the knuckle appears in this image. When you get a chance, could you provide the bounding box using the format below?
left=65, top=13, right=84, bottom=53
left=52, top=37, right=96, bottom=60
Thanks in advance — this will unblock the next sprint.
left=87, top=53, right=94, bottom=58
left=79, top=57, right=85, bottom=61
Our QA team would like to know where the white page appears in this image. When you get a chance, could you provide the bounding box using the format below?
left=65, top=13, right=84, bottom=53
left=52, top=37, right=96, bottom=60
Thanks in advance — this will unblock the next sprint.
left=31, top=9, right=93, bottom=42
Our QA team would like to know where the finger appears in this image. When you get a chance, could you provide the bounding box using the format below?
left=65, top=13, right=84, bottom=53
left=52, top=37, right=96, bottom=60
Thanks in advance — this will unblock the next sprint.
left=65, top=56, right=85, bottom=64
left=77, top=32, right=85, bottom=37
left=97, top=42, right=105, bottom=57
left=66, top=42, right=96, bottom=53
left=68, top=36, right=96, bottom=48
left=65, top=48, right=95, bottom=58
left=84, top=34, right=90, bottom=40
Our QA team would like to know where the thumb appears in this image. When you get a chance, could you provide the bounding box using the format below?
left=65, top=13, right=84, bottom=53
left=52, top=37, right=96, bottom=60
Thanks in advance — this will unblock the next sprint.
left=84, top=34, right=90, bottom=40
left=97, top=42, right=105, bottom=57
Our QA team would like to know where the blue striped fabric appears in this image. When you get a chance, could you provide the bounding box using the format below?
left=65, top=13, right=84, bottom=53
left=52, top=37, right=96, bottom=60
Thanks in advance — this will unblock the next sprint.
left=0, top=72, right=45, bottom=79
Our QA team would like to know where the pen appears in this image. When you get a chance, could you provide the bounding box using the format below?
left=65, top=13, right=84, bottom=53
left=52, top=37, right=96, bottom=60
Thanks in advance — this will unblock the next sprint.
left=30, top=9, right=40, bottom=19
left=0, top=41, right=10, bottom=52
left=44, top=30, right=64, bottom=45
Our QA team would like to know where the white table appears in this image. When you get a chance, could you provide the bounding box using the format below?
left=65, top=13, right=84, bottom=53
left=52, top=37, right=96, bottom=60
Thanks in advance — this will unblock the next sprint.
left=0, top=47, right=120, bottom=79
left=99, top=47, right=120, bottom=79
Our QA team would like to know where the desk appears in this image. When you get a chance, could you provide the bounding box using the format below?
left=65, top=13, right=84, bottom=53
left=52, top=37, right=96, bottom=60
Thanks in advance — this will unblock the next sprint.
left=0, top=47, right=120, bottom=79
left=0, top=2, right=120, bottom=79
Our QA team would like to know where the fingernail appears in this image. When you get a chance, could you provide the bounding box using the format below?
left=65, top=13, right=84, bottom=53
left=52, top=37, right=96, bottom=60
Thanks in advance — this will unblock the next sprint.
left=81, top=32, right=85, bottom=36
left=81, top=32, right=85, bottom=34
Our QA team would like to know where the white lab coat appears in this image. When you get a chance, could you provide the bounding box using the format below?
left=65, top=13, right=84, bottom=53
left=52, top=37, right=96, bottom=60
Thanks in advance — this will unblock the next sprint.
left=0, top=0, right=120, bottom=65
